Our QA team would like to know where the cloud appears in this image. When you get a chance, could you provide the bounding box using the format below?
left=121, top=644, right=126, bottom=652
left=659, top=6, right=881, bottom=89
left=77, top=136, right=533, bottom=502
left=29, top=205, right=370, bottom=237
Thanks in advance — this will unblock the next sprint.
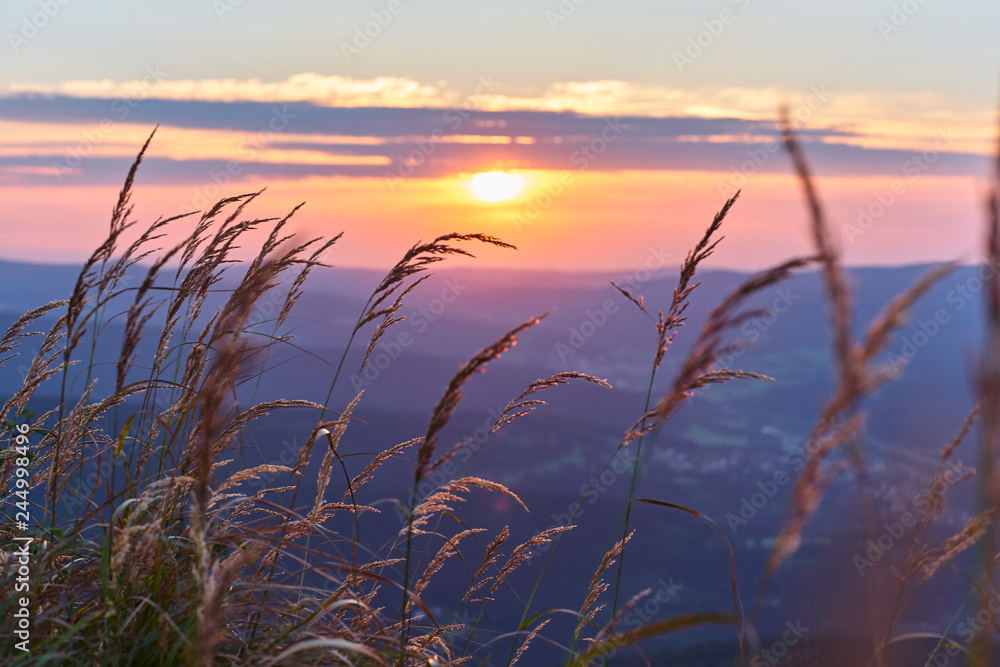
left=6, top=73, right=993, bottom=154
left=478, top=81, right=803, bottom=117
left=7, top=73, right=450, bottom=108
left=0, top=139, right=988, bottom=189
left=482, top=83, right=993, bottom=152
left=4, top=73, right=985, bottom=126
left=0, top=73, right=992, bottom=186
left=0, top=94, right=839, bottom=140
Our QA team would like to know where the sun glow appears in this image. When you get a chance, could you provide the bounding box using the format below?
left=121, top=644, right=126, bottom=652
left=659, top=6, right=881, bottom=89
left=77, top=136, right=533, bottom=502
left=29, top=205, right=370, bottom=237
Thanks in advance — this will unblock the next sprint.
left=469, top=171, right=525, bottom=203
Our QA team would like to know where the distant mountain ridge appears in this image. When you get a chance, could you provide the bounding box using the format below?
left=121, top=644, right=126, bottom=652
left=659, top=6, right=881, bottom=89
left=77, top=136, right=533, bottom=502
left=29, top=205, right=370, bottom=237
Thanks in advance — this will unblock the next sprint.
left=0, top=257, right=989, bottom=656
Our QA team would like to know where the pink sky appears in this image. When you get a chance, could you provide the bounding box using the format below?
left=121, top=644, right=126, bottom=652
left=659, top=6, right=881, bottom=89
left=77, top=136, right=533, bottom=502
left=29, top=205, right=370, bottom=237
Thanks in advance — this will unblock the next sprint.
left=2, top=0, right=998, bottom=272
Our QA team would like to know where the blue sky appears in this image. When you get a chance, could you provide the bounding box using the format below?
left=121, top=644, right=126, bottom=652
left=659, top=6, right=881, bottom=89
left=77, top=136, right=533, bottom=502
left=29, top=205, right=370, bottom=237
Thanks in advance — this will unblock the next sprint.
left=4, top=0, right=998, bottom=101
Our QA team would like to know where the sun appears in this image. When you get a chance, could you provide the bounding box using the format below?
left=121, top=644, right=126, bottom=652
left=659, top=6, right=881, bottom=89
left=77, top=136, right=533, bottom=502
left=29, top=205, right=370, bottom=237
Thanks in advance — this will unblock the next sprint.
left=469, top=171, right=525, bottom=203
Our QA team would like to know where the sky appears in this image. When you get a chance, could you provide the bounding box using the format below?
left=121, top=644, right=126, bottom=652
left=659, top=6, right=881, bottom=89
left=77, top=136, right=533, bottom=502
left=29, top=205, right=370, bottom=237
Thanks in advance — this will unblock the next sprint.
left=1, top=0, right=999, bottom=272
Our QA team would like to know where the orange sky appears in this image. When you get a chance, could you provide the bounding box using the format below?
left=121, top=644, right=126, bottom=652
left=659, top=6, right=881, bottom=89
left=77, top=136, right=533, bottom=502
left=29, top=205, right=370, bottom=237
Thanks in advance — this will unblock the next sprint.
left=0, top=76, right=996, bottom=272
left=4, top=0, right=1000, bottom=271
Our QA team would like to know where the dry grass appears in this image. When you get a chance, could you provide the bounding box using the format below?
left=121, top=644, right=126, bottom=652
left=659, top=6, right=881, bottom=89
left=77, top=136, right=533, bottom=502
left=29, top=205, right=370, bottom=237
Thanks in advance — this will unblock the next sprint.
left=0, top=116, right=997, bottom=667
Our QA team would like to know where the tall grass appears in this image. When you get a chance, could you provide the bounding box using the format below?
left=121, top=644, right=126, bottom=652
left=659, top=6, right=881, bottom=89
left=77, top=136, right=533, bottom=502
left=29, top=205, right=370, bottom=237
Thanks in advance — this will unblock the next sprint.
left=0, top=115, right=997, bottom=666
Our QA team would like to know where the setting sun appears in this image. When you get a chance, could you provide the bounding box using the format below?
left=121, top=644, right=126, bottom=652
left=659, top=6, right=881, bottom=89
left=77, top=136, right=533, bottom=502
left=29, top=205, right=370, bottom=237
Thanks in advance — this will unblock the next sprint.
left=468, top=171, right=525, bottom=203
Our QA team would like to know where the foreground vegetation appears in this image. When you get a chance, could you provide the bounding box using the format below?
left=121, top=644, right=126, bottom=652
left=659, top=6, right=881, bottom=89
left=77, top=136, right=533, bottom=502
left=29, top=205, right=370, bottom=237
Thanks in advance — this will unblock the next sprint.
left=0, top=119, right=998, bottom=666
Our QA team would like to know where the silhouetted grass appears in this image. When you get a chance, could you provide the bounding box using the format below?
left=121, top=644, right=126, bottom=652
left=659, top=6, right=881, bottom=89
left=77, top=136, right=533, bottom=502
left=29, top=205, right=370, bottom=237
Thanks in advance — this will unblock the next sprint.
left=0, top=117, right=996, bottom=667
